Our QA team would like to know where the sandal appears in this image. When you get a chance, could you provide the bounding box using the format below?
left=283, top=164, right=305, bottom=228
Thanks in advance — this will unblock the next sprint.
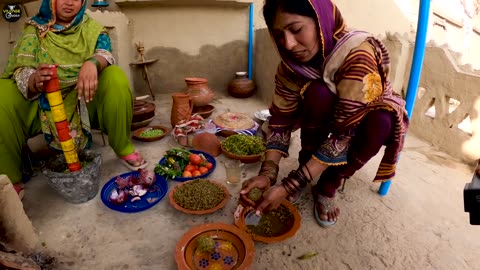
left=119, top=151, right=148, bottom=171
left=312, top=189, right=338, bottom=228
left=13, top=183, right=25, bottom=200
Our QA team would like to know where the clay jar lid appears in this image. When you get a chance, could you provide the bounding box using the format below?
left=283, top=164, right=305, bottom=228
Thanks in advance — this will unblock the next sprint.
left=175, top=223, right=256, bottom=270
left=133, top=100, right=155, bottom=122
left=234, top=200, right=301, bottom=244
left=213, top=112, right=254, bottom=131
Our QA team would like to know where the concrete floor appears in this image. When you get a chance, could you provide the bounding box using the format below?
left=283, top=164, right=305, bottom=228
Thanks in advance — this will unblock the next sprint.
left=21, top=94, right=480, bottom=270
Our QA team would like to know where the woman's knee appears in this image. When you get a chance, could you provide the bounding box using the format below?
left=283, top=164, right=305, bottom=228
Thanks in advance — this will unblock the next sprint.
left=0, top=79, right=31, bottom=111
left=99, top=65, right=130, bottom=90
left=97, top=65, right=132, bottom=100
left=363, top=110, right=395, bottom=136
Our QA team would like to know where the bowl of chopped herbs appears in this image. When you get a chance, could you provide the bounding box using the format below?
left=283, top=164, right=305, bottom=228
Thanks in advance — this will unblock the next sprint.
left=220, top=134, right=266, bottom=164
left=133, top=126, right=168, bottom=142
left=169, top=179, right=230, bottom=215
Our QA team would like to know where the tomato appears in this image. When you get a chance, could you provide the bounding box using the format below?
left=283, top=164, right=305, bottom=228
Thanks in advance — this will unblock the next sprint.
left=199, top=166, right=209, bottom=175
left=205, top=162, right=213, bottom=170
left=183, top=171, right=192, bottom=178
left=184, top=164, right=196, bottom=172
left=189, top=154, right=202, bottom=165
left=191, top=170, right=201, bottom=177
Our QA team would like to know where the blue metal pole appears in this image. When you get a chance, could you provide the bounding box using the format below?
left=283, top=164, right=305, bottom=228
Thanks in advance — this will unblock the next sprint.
left=378, top=0, right=430, bottom=196
left=248, top=3, right=254, bottom=80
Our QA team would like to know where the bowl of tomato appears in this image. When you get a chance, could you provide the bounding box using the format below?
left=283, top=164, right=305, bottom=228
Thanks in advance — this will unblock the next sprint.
left=155, top=148, right=216, bottom=182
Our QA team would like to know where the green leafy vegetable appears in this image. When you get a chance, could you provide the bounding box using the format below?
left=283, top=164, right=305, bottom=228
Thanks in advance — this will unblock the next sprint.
left=154, top=148, right=192, bottom=179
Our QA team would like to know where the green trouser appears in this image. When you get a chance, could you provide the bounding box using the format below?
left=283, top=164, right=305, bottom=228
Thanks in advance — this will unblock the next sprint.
left=0, top=65, right=134, bottom=184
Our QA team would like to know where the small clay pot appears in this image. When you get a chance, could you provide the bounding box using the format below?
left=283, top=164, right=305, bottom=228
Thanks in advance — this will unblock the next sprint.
left=228, top=72, right=256, bottom=98
left=184, top=77, right=215, bottom=107
left=133, top=100, right=155, bottom=123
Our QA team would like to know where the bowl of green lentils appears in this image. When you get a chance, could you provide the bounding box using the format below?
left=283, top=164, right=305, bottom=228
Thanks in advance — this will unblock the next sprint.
left=133, top=125, right=169, bottom=142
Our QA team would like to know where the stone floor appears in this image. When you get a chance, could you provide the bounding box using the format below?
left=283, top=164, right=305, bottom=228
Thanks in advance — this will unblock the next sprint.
left=20, top=94, right=480, bottom=270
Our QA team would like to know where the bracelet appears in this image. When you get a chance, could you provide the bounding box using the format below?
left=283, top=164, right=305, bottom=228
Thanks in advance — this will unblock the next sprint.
left=258, top=160, right=279, bottom=186
left=87, top=57, right=101, bottom=72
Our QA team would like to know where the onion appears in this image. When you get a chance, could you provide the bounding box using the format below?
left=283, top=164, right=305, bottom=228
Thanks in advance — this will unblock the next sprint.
left=115, top=176, right=131, bottom=189
left=138, top=168, right=156, bottom=187
left=109, top=188, right=128, bottom=205
left=133, top=185, right=147, bottom=197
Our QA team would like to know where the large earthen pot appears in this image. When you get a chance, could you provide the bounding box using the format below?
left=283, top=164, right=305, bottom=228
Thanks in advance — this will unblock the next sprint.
left=227, top=71, right=256, bottom=98
left=184, top=77, right=214, bottom=107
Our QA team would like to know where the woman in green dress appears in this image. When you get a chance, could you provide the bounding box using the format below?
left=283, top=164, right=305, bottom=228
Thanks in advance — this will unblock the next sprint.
left=0, top=0, right=148, bottom=198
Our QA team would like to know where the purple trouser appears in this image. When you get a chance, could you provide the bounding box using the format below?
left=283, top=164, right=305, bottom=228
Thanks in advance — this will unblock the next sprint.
left=297, top=80, right=394, bottom=198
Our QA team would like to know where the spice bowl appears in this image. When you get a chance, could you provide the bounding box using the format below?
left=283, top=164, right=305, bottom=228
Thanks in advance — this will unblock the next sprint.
left=169, top=179, right=230, bottom=215
left=133, top=125, right=169, bottom=142
left=234, top=200, right=301, bottom=244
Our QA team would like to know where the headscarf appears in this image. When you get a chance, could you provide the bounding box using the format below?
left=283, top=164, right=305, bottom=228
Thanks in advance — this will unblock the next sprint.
left=29, top=0, right=88, bottom=38
left=270, top=0, right=347, bottom=79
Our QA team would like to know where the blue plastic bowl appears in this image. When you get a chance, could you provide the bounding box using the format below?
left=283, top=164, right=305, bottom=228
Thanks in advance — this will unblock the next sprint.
left=100, top=171, right=168, bottom=213
left=156, top=149, right=216, bottom=182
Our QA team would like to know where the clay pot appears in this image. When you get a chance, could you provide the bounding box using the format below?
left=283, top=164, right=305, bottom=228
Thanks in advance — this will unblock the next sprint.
left=234, top=200, right=301, bottom=244
left=133, top=100, right=155, bottom=123
left=184, top=77, right=214, bottom=107
left=175, top=223, right=255, bottom=270
left=192, top=132, right=221, bottom=157
left=228, top=71, right=256, bottom=98
left=192, top=104, right=215, bottom=119
left=171, top=93, right=193, bottom=128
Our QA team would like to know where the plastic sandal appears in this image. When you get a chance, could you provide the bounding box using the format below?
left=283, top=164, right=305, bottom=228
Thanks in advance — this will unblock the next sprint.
left=119, top=151, right=148, bottom=171
left=312, top=190, right=337, bottom=228
left=13, top=183, right=25, bottom=200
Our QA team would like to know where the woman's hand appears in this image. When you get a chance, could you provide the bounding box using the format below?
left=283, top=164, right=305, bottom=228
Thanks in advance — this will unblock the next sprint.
left=255, top=185, right=289, bottom=215
left=77, top=60, right=98, bottom=103
left=29, top=64, right=56, bottom=93
left=239, top=175, right=271, bottom=206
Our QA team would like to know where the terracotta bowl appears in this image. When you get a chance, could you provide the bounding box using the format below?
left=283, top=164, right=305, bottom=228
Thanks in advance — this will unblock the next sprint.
left=175, top=223, right=255, bottom=270
left=193, top=104, right=215, bottom=118
left=234, top=200, right=301, bottom=244
left=220, top=144, right=263, bottom=164
left=169, top=180, right=230, bottom=215
left=132, top=125, right=169, bottom=142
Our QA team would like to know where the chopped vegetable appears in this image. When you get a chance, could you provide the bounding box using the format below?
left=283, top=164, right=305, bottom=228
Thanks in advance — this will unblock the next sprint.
left=139, top=129, right=164, bottom=138
left=154, top=148, right=210, bottom=179
left=221, top=134, right=265, bottom=156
